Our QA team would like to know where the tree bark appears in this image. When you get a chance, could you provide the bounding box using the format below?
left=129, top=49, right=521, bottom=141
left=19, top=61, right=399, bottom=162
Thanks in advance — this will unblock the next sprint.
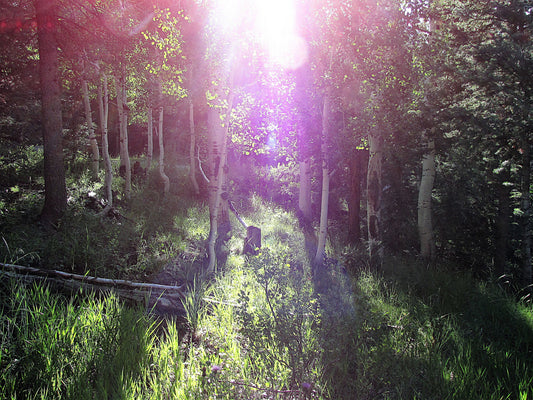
left=81, top=79, right=100, bottom=179
left=114, top=74, right=131, bottom=199
left=97, top=73, right=113, bottom=214
left=35, top=0, right=67, bottom=227
left=520, top=130, right=532, bottom=286
left=348, top=151, right=363, bottom=243
left=187, top=67, right=200, bottom=195
left=299, top=157, right=312, bottom=222
left=315, top=93, right=330, bottom=266
left=417, top=138, right=436, bottom=260
left=189, top=97, right=200, bottom=195
left=494, top=166, right=511, bottom=278
left=158, top=104, right=170, bottom=195
left=295, top=63, right=313, bottom=225
left=207, top=92, right=233, bottom=272
left=366, top=132, right=383, bottom=263
left=147, top=106, right=153, bottom=171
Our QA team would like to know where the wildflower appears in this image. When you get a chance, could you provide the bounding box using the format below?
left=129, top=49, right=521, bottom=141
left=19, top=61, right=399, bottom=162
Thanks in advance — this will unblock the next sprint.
left=302, top=382, right=312, bottom=392
left=211, top=365, right=222, bottom=374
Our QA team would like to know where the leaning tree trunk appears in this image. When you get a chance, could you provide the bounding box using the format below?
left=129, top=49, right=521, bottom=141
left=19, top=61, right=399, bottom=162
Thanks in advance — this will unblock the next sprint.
left=97, top=73, right=113, bottom=214
left=114, top=74, right=131, bottom=199
left=315, top=93, right=330, bottom=266
left=366, top=132, right=383, bottom=264
left=81, top=79, right=100, bottom=179
left=35, top=0, right=67, bottom=227
left=417, top=137, right=436, bottom=261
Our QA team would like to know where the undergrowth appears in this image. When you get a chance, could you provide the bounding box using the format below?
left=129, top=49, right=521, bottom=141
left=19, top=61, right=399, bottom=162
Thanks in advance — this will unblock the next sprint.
left=2, top=229, right=533, bottom=398
left=1, top=150, right=532, bottom=399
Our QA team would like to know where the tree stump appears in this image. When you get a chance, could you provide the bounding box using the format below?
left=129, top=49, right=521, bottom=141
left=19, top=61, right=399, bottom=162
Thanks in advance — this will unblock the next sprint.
left=243, top=226, right=261, bottom=255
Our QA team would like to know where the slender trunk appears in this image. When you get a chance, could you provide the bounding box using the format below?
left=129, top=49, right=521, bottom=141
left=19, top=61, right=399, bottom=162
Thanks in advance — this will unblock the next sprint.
left=520, top=130, right=532, bottom=286
left=366, top=132, right=383, bottom=263
left=417, top=138, right=436, bottom=260
left=147, top=106, right=153, bottom=170
left=122, top=82, right=131, bottom=192
left=494, top=166, right=510, bottom=278
left=348, top=151, right=363, bottom=242
left=207, top=93, right=234, bottom=272
left=35, top=0, right=66, bottom=226
left=416, top=13, right=439, bottom=261
left=97, top=74, right=113, bottom=214
left=299, top=157, right=312, bottom=221
left=188, top=67, right=199, bottom=195
left=189, top=97, right=199, bottom=195
left=295, top=63, right=313, bottom=225
left=115, top=75, right=131, bottom=199
left=315, top=94, right=330, bottom=266
left=82, top=79, right=99, bottom=179
left=158, top=104, right=170, bottom=194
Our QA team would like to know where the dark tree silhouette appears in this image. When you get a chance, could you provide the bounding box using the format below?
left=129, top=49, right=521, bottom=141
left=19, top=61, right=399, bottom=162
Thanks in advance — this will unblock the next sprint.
left=35, top=0, right=66, bottom=226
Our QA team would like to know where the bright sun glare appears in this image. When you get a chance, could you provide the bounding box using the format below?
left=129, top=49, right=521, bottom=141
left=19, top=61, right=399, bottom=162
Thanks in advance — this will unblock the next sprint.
left=211, top=0, right=308, bottom=70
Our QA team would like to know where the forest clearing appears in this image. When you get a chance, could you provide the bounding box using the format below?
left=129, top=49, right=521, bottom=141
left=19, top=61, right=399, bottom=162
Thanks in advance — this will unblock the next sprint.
left=1, top=0, right=533, bottom=398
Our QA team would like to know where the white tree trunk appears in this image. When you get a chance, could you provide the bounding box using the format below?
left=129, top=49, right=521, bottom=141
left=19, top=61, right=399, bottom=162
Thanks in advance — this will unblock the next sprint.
left=207, top=93, right=234, bottom=272
left=158, top=105, right=170, bottom=194
left=315, top=94, right=330, bottom=266
left=417, top=138, right=436, bottom=260
left=81, top=79, right=99, bottom=179
left=114, top=75, right=131, bottom=199
left=97, top=74, right=113, bottom=214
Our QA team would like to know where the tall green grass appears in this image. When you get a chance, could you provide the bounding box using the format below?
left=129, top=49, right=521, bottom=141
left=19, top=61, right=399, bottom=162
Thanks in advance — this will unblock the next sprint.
left=7, top=252, right=532, bottom=399
left=0, top=280, right=155, bottom=399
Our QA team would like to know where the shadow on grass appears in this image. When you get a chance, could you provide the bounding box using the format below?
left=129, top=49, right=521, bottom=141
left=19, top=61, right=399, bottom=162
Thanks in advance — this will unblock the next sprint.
left=69, top=304, right=155, bottom=400
left=392, top=263, right=533, bottom=400
left=313, top=259, right=533, bottom=399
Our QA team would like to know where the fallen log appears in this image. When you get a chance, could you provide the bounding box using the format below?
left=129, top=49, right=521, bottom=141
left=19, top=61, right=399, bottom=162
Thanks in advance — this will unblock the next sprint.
left=0, top=263, right=186, bottom=315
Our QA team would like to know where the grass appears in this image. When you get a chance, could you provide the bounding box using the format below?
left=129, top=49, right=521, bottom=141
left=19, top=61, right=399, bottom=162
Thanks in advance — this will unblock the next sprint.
left=2, top=217, right=533, bottom=398
left=0, top=153, right=207, bottom=279
left=1, top=149, right=533, bottom=399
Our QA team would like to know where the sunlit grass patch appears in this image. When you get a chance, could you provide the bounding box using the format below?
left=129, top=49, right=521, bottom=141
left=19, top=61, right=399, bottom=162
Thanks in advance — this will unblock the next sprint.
left=175, top=204, right=210, bottom=242
left=0, top=281, right=157, bottom=400
left=247, top=194, right=307, bottom=260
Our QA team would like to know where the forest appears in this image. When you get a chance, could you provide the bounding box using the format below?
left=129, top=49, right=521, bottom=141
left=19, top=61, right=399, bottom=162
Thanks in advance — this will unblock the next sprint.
left=1, top=0, right=532, bottom=398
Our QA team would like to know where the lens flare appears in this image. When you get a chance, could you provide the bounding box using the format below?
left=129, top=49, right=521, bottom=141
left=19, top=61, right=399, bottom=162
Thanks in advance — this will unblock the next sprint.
left=211, top=0, right=308, bottom=70
left=256, top=0, right=307, bottom=69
